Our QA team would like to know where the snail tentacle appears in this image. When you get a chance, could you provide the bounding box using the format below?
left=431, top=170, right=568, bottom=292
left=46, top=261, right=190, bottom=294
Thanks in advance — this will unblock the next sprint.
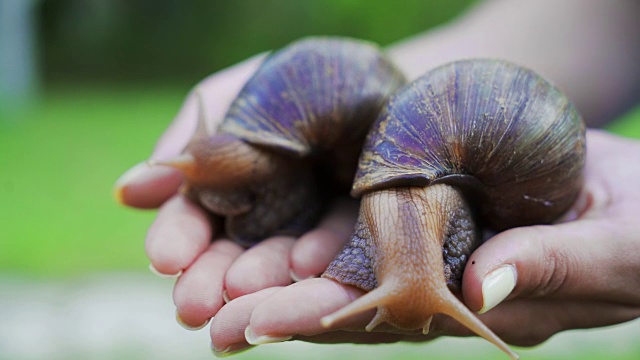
left=159, top=37, right=406, bottom=245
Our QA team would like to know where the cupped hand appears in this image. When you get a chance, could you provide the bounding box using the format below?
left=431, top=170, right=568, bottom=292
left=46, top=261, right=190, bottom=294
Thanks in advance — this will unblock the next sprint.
left=208, top=129, right=640, bottom=355
left=114, top=54, right=359, bottom=329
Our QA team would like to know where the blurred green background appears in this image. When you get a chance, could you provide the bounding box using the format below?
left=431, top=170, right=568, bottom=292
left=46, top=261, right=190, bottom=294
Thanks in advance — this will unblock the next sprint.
left=1, top=1, right=639, bottom=360
left=0, top=0, right=480, bottom=278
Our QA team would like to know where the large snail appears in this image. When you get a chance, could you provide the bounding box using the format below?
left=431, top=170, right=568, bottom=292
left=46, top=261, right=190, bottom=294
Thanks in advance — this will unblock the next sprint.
left=161, top=37, right=405, bottom=245
left=320, top=59, right=586, bottom=359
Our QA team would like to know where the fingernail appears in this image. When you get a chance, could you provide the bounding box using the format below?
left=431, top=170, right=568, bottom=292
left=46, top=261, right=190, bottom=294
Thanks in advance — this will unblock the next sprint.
left=211, top=343, right=252, bottom=357
left=114, top=162, right=151, bottom=201
left=176, top=310, right=210, bottom=331
left=479, top=264, right=517, bottom=314
left=290, top=269, right=314, bottom=283
left=113, top=161, right=176, bottom=204
left=149, top=263, right=182, bottom=278
left=244, top=325, right=292, bottom=345
left=557, top=209, right=578, bottom=223
left=222, top=290, right=231, bottom=304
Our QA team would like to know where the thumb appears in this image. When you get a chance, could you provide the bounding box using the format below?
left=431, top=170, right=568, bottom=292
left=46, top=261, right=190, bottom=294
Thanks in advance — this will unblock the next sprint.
left=462, top=219, right=626, bottom=314
left=114, top=54, right=265, bottom=209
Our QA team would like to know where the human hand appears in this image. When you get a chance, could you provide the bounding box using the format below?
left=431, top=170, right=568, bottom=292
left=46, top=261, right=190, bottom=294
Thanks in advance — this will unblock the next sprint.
left=114, top=53, right=360, bottom=329
left=207, top=129, right=640, bottom=355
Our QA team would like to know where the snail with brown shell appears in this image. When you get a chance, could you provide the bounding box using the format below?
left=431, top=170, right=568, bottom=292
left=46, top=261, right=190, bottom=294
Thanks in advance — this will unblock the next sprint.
left=320, top=59, right=585, bottom=359
left=160, top=37, right=406, bottom=246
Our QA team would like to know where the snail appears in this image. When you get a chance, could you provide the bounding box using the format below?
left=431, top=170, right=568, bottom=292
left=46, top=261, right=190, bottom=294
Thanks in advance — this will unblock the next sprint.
left=159, top=37, right=406, bottom=246
left=320, top=59, right=586, bottom=359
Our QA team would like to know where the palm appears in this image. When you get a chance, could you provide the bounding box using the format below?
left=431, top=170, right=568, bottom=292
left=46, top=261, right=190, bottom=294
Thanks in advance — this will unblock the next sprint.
left=115, top=62, right=640, bottom=352
left=206, top=130, right=640, bottom=352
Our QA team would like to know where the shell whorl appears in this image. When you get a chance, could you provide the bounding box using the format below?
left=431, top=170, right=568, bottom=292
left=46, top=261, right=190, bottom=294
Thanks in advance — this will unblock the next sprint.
left=353, top=59, right=586, bottom=230
left=218, top=37, right=406, bottom=157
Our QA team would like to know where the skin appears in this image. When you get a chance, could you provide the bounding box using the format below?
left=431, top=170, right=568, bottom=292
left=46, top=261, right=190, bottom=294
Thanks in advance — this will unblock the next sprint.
left=157, top=38, right=404, bottom=246
left=114, top=0, right=640, bottom=356
left=320, top=185, right=517, bottom=359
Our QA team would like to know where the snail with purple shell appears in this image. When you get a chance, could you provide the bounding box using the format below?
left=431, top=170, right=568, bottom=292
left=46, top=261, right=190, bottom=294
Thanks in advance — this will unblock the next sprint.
left=160, top=37, right=406, bottom=246
left=321, top=59, right=585, bottom=359
left=161, top=38, right=586, bottom=360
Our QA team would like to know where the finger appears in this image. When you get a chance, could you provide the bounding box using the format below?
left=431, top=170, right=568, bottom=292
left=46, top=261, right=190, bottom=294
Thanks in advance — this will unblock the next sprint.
left=235, top=280, right=639, bottom=349
left=145, top=195, right=213, bottom=275
left=289, top=197, right=359, bottom=281
left=114, top=54, right=265, bottom=209
left=433, top=297, right=640, bottom=347
left=153, top=52, right=265, bottom=159
left=113, top=92, right=199, bottom=209
left=246, top=278, right=374, bottom=341
left=248, top=288, right=637, bottom=348
left=174, top=239, right=244, bottom=329
left=209, top=287, right=282, bottom=355
left=224, top=236, right=296, bottom=300
left=114, top=163, right=183, bottom=209
left=462, top=219, right=638, bottom=314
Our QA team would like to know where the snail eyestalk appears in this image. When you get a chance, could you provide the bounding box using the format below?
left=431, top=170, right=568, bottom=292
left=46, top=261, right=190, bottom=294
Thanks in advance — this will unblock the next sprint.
left=322, top=185, right=519, bottom=360
left=148, top=37, right=406, bottom=245
left=156, top=134, right=324, bottom=245
left=151, top=153, right=197, bottom=177
left=157, top=135, right=279, bottom=189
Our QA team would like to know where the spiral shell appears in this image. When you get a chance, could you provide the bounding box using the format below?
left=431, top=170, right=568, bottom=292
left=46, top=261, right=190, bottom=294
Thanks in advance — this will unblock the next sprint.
left=353, top=59, right=586, bottom=229
left=173, top=37, right=405, bottom=245
left=220, top=36, right=406, bottom=159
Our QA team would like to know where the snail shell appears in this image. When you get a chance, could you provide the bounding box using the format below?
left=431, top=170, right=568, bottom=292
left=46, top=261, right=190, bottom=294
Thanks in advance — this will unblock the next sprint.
left=322, top=59, right=586, bottom=359
left=164, top=37, right=406, bottom=246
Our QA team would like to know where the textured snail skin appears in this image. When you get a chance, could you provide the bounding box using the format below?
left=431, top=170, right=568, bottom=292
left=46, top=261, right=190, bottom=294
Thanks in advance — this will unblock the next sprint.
left=322, top=59, right=586, bottom=360
left=164, top=37, right=406, bottom=246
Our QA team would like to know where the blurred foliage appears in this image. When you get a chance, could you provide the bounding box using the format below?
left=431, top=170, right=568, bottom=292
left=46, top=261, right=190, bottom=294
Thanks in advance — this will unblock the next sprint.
left=0, top=85, right=185, bottom=277
left=1, top=0, right=477, bottom=276
left=1, top=85, right=638, bottom=277
left=2, top=0, right=639, bottom=278
left=40, top=0, right=476, bottom=85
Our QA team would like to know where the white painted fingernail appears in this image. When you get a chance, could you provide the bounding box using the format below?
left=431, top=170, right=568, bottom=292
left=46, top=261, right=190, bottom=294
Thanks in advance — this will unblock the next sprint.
left=479, top=265, right=517, bottom=314
left=289, top=269, right=314, bottom=283
left=244, top=325, right=292, bottom=345
left=211, top=342, right=251, bottom=357
left=149, top=263, right=182, bottom=278
left=176, top=310, right=209, bottom=331
left=222, top=290, right=231, bottom=304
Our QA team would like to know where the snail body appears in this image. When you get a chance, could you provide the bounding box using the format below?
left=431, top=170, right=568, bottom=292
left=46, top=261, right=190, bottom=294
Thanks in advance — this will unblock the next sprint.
left=164, top=37, right=405, bottom=246
left=321, top=59, right=586, bottom=359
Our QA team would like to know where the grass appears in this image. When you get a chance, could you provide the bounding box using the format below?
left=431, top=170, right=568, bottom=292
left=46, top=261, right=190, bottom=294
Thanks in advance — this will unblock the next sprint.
left=1, top=84, right=639, bottom=277
left=608, top=105, right=640, bottom=137
left=0, top=84, right=189, bottom=277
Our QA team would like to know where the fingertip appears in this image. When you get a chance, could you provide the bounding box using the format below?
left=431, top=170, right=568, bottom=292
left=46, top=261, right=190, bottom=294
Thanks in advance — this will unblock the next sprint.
left=249, top=278, right=370, bottom=337
left=224, top=236, right=295, bottom=300
left=176, top=309, right=210, bottom=331
left=462, top=229, right=528, bottom=312
left=463, top=222, right=597, bottom=313
left=477, top=264, right=517, bottom=314
left=290, top=197, right=358, bottom=281
left=290, top=228, right=345, bottom=281
left=113, top=183, right=126, bottom=206
left=210, top=287, right=281, bottom=353
left=149, top=263, right=183, bottom=278
left=145, top=195, right=213, bottom=274
left=174, top=240, right=244, bottom=327
left=114, top=162, right=183, bottom=208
